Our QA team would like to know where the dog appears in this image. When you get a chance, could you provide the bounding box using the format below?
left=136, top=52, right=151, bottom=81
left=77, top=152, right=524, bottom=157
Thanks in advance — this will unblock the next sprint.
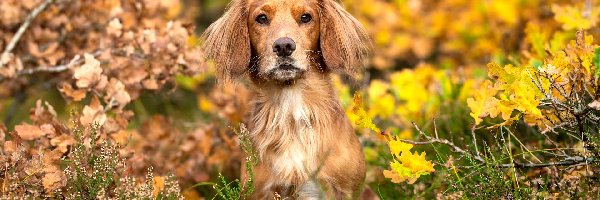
left=202, top=0, right=370, bottom=199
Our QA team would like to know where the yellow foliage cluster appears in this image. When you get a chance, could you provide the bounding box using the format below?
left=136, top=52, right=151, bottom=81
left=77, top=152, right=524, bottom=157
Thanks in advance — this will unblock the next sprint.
left=383, top=138, right=435, bottom=184
left=468, top=32, right=600, bottom=130
left=350, top=91, right=435, bottom=184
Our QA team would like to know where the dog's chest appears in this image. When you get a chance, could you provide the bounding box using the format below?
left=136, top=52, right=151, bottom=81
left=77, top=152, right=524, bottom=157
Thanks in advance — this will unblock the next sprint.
left=252, top=89, right=321, bottom=184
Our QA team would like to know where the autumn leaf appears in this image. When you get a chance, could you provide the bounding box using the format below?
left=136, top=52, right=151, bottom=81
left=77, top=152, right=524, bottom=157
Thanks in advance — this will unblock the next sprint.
left=15, top=123, right=45, bottom=140
left=105, top=78, right=131, bottom=108
left=107, top=18, right=123, bottom=37
left=58, top=82, right=87, bottom=101
left=589, top=101, right=600, bottom=111
left=153, top=176, right=166, bottom=197
left=50, top=134, right=76, bottom=153
left=351, top=92, right=381, bottom=134
left=552, top=4, right=596, bottom=30
left=73, top=53, right=107, bottom=89
left=467, top=80, right=499, bottom=125
left=42, top=172, right=64, bottom=192
left=388, top=139, right=413, bottom=157
left=80, top=96, right=107, bottom=126
left=384, top=138, right=435, bottom=184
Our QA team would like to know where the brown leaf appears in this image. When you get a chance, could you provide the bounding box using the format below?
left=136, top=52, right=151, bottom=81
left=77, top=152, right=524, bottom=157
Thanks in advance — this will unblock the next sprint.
left=105, top=78, right=131, bottom=108
left=589, top=100, right=600, bottom=110
left=73, top=53, right=104, bottom=88
left=3, top=140, right=17, bottom=153
left=142, top=78, right=159, bottom=90
left=111, top=130, right=132, bottom=146
left=58, top=83, right=87, bottom=101
left=40, top=124, right=56, bottom=137
left=42, top=171, right=64, bottom=192
left=107, top=18, right=123, bottom=37
left=80, top=96, right=106, bottom=126
left=50, top=134, right=76, bottom=153
left=15, top=123, right=45, bottom=140
left=42, top=149, right=63, bottom=166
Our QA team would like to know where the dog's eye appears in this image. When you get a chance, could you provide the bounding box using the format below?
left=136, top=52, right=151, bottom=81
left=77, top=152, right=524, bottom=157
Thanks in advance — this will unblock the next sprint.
left=256, top=14, right=269, bottom=24
left=300, top=14, right=312, bottom=23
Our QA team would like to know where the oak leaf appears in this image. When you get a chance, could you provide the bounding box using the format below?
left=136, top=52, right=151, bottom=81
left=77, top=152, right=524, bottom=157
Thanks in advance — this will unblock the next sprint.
left=15, top=123, right=45, bottom=140
left=73, top=54, right=105, bottom=88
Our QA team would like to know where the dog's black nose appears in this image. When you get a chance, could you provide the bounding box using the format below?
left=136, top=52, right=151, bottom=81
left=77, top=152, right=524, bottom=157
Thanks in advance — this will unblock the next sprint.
left=273, top=37, right=296, bottom=57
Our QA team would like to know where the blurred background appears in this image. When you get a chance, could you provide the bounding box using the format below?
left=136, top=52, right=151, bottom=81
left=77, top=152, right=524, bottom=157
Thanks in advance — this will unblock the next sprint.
left=1, top=0, right=599, bottom=199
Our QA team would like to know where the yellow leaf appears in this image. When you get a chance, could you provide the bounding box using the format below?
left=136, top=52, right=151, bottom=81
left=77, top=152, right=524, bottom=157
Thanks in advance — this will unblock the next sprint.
left=384, top=139, right=435, bottom=184
left=350, top=93, right=381, bottom=134
left=467, top=80, right=499, bottom=125
left=388, top=138, right=413, bottom=157
left=152, top=176, right=166, bottom=197
left=552, top=4, right=594, bottom=30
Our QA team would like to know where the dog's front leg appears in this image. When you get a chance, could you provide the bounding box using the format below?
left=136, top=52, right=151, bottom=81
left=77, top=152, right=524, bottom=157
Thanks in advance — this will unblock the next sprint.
left=297, top=180, right=323, bottom=200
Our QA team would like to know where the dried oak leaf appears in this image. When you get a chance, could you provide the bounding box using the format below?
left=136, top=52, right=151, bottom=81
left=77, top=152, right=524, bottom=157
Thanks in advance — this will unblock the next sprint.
left=0, top=53, right=23, bottom=78
left=42, top=171, right=65, bottom=192
left=589, top=100, right=600, bottom=110
left=58, top=82, right=86, bottom=101
left=73, top=53, right=106, bottom=89
left=80, top=96, right=107, bottom=126
left=107, top=18, right=123, bottom=37
left=14, top=123, right=45, bottom=140
left=111, top=130, right=132, bottom=146
left=50, top=134, right=76, bottom=153
left=105, top=78, right=131, bottom=108
left=40, top=124, right=56, bottom=137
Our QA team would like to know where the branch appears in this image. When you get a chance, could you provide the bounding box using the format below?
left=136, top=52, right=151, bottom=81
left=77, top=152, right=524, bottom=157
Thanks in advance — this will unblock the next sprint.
left=0, top=50, right=103, bottom=82
left=406, top=122, right=485, bottom=163
left=496, top=157, right=594, bottom=168
left=1, top=0, right=55, bottom=56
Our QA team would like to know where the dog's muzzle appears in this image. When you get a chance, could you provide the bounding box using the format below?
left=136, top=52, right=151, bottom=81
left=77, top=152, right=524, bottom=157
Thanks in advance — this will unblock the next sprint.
left=267, top=63, right=305, bottom=82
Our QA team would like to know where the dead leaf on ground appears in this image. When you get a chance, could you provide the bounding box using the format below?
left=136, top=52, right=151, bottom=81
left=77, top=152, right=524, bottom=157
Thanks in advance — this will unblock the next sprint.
left=50, top=134, right=76, bottom=153
left=589, top=100, right=600, bottom=110
left=15, top=123, right=45, bottom=140
left=42, top=171, right=65, bottom=193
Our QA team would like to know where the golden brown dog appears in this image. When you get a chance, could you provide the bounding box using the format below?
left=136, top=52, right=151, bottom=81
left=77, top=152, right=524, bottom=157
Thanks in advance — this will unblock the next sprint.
left=202, top=0, right=370, bottom=199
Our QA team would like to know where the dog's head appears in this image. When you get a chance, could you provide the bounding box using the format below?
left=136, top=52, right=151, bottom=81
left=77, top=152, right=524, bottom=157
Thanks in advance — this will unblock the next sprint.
left=202, top=0, right=370, bottom=84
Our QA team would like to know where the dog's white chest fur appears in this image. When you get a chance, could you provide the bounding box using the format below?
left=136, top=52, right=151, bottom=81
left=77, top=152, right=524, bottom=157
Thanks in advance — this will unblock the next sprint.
left=252, top=88, right=320, bottom=187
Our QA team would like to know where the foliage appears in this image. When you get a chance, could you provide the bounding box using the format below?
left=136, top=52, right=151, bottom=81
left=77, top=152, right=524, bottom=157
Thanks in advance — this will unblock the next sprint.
left=351, top=92, right=435, bottom=184
left=382, top=138, right=435, bottom=184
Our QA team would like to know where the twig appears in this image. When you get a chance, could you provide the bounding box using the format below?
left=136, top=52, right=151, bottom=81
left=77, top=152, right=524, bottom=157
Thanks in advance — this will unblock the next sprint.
left=1, top=0, right=55, bottom=56
left=496, top=157, right=594, bottom=168
left=541, top=121, right=572, bottom=134
left=408, top=122, right=485, bottom=163
left=470, top=124, right=481, bottom=158
left=0, top=50, right=103, bottom=82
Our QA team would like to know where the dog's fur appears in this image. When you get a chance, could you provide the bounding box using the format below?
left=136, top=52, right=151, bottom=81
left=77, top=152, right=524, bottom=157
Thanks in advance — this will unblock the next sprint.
left=202, top=0, right=370, bottom=199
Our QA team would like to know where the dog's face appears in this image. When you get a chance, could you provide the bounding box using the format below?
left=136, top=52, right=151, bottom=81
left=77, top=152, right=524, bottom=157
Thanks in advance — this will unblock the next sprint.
left=202, top=0, right=370, bottom=84
left=248, top=0, right=320, bottom=83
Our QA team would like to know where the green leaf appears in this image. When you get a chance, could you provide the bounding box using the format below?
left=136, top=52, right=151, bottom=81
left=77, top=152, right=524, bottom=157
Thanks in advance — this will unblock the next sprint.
left=594, top=47, right=600, bottom=78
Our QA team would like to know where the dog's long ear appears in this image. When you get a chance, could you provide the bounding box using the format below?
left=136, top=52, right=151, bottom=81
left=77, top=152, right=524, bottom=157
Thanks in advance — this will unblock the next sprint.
left=318, top=0, right=371, bottom=75
left=202, top=0, right=250, bottom=81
